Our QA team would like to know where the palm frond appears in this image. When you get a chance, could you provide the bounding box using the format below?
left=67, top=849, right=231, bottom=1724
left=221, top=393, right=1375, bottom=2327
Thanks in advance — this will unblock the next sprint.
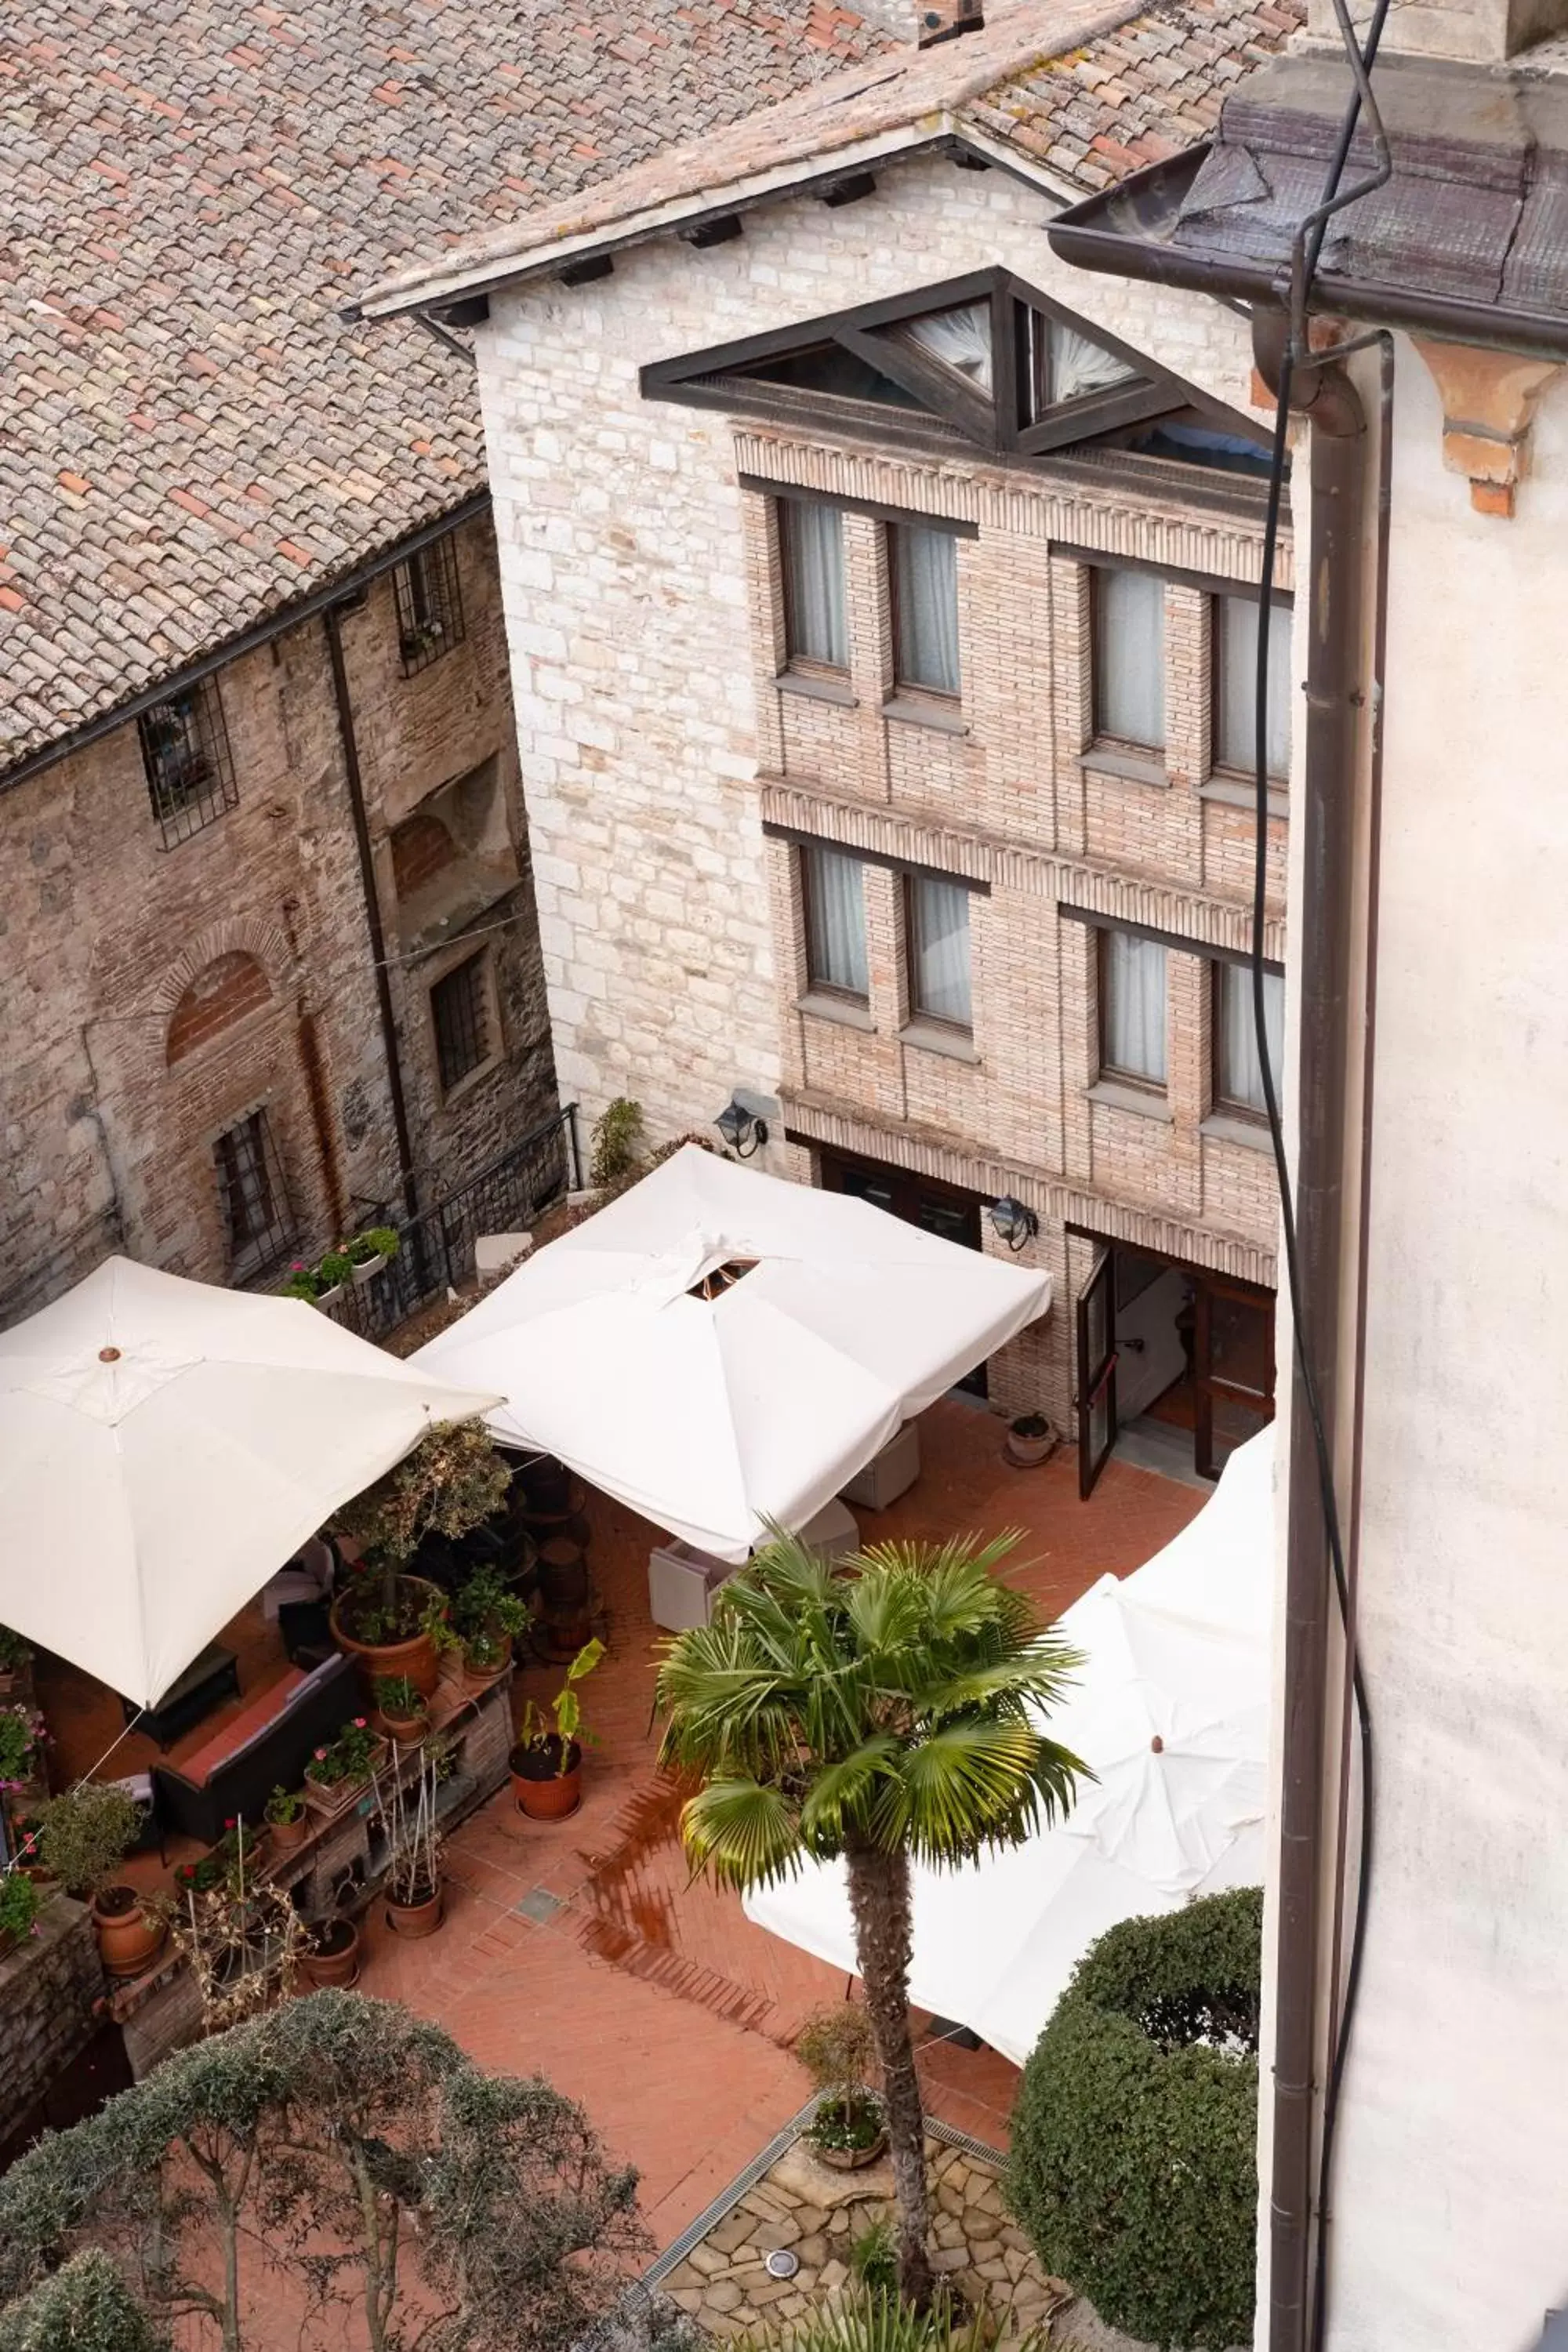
left=873, top=1717, right=1085, bottom=1864
left=799, top=1736, right=901, bottom=1846
left=679, top=1778, right=804, bottom=1891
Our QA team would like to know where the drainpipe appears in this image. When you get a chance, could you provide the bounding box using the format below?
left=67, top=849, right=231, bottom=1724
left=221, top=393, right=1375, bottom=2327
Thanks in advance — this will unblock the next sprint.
left=1254, top=312, right=1367, bottom=2352
left=322, top=605, right=420, bottom=1227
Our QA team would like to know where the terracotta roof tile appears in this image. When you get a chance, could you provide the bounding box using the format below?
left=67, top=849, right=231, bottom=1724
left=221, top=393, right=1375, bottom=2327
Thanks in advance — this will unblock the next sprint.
left=1, top=0, right=887, bottom=771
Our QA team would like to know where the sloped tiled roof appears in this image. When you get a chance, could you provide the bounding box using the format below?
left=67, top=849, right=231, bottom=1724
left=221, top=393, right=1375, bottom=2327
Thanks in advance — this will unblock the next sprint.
left=362, top=0, right=1304, bottom=313
left=0, top=0, right=886, bottom=774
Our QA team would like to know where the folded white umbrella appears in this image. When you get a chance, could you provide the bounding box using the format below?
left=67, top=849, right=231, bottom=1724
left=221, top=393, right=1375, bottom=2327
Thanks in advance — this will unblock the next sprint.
left=413, top=1144, right=1050, bottom=1560
left=744, top=1427, right=1274, bottom=2061
left=0, top=1257, right=500, bottom=1708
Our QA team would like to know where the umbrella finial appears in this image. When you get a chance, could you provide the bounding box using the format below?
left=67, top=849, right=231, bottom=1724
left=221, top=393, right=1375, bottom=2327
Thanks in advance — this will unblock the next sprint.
left=1150, top=1734, right=1164, bottom=1754
left=99, top=1347, right=122, bottom=1363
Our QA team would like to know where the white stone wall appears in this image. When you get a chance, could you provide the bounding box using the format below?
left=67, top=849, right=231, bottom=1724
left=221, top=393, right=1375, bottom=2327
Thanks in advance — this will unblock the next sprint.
left=474, top=149, right=1257, bottom=1156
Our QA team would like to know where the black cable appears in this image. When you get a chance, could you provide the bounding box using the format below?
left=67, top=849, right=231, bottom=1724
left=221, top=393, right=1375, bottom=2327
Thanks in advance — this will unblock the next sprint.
left=1247, top=7, right=1390, bottom=2341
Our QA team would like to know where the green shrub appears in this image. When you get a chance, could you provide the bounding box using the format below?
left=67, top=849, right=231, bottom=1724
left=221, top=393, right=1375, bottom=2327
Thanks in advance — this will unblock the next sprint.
left=1006, top=1888, right=1263, bottom=2352
left=589, top=1098, right=644, bottom=1187
left=0, top=2251, right=165, bottom=2352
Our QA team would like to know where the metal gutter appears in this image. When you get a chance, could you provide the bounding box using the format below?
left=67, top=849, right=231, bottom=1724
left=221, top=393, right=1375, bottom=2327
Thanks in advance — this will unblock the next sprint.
left=0, top=490, right=491, bottom=800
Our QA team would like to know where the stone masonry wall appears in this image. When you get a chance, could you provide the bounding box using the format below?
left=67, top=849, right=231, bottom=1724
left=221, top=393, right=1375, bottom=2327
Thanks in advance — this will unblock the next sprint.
left=0, top=1896, right=106, bottom=2142
left=0, top=509, right=557, bottom=1321
left=476, top=151, right=1288, bottom=1426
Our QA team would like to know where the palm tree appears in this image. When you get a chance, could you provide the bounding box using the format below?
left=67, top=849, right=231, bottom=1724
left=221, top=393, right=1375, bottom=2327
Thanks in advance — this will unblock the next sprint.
left=655, top=1529, right=1085, bottom=2307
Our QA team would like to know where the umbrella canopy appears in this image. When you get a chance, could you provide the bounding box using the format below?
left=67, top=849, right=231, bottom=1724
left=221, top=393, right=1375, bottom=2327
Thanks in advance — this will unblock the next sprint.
left=742, top=1426, right=1273, bottom=2062
left=0, top=1257, right=500, bottom=1708
left=412, top=1144, right=1050, bottom=1560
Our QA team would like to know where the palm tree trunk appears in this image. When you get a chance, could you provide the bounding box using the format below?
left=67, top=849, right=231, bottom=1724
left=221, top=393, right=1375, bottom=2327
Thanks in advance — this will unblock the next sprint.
left=844, top=1835, right=934, bottom=2308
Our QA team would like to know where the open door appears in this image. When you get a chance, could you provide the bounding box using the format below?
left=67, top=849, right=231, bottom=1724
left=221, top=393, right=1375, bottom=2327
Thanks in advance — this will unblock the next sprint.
left=1193, top=1275, right=1276, bottom=1479
left=1076, top=1246, right=1118, bottom=1499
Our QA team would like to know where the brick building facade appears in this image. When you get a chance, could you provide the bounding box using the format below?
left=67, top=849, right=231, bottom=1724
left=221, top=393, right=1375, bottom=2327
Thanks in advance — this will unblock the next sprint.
left=0, top=506, right=556, bottom=1323
left=365, top=0, right=1298, bottom=1484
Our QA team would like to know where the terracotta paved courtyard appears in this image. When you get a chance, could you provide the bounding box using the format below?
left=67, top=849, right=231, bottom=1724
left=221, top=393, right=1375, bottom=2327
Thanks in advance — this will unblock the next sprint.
left=358, top=1403, right=1203, bottom=2249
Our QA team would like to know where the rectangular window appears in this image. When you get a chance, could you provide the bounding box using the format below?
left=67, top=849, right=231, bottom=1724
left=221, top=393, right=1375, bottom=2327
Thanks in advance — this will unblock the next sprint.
left=1215, top=594, right=1292, bottom=777
left=1092, top=567, right=1165, bottom=749
left=214, top=1109, right=292, bottom=1280
left=1214, top=961, right=1286, bottom=1115
left=781, top=502, right=848, bottom=670
left=430, top=951, right=492, bottom=1093
left=394, top=532, right=466, bottom=676
left=138, top=679, right=238, bottom=848
left=802, top=843, right=869, bottom=999
left=1098, top=928, right=1167, bottom=1087
left=906, top=873, right=972, bottom=1030
left=891, top=524, right=960, bottom=698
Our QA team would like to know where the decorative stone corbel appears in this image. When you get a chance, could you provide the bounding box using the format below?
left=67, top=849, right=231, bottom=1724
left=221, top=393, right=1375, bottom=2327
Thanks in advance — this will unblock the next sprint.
left=1412, top=338, right=1564, bottom=517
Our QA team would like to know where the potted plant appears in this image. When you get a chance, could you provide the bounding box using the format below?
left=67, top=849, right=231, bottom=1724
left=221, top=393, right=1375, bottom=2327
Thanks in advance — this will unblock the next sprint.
left=331, top=1421, right=511, bottom=1699
left=383, top=1752, right=445, bottom=1939
left=0, top=1867, right=41, bottom=1958
left=314, top=1250, right=354, bottom=1308
left=10, top=1813, right=50, bottom=1883
left=172, top=1819, right=266, bottom=1899
left=264, top=1784, right=310, bottom=1851
left=0, top=1702, right=48, bottom=1797
left=374, top=1674, right=430, bottom=1745
left=509, top=1639, right=604, bottom=1820
left=303, top=1719, right=386, bottom=1818
left=796, top=2003, right=888, bottom=2171
left=0, top=1626, right=32, bottom=1697
left=281, top=1261, right=326, bottom=1303
left=38, top=1782, right=165, bottom=1981
left=344, top=1226, right=401, bottom=1287
left=1004, top=1413, right=1057, bottom=1469
left=299, top=1915, right=360, bottom=1989
left=451, top=1566, right=528, bottom=1688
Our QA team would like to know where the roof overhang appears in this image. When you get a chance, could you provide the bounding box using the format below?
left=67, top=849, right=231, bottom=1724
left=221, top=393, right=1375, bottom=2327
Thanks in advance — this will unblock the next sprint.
left=1047, top=52, right=1568, bottom=361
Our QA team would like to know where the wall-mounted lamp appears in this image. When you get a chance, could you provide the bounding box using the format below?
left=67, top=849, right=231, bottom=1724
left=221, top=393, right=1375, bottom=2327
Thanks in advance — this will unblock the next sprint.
left=716, top=1097, right=769, bottom=1159
left=989, top=1194, right=1038, bottom=1251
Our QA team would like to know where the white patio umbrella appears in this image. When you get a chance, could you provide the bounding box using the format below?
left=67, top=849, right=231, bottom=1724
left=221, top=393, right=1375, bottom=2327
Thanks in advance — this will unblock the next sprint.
left=742, top=1426, right=1274, bottom=2061
left=412, top=1143, right=1050, bottom=1560
left=0, top=1256, right=500, bottom=1708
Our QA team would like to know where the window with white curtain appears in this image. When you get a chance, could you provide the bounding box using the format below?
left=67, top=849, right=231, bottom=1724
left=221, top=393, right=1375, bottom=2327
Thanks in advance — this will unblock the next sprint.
left=781, top=500, right=849, bottom=670
left=1092, top=567, right=1166, bottom=749
left=1215, top=960, right=1285, bottom=1114
left=907, top=873, right=972, bottom=1031
left=891, top=524, right=961, bottom=698
left=1098, top=927, right=1167, bottom=1087
left=895, top=300, right=994, bottom=396
left=1215, top=594, right=1292, bottom=778
left=802, top=843, right=869, bottom=999
left=1019, top=303, right=1138, bottom=422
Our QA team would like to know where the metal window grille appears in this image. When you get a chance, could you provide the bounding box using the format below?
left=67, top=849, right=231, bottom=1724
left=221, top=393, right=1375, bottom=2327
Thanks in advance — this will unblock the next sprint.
left=138, top=679, right=238, bottom=848
left=214, top=1109, right=294, bottom=1280
left=430, top=953, right=491, bottom=1092
left=394, top=533, right=466, bottom=675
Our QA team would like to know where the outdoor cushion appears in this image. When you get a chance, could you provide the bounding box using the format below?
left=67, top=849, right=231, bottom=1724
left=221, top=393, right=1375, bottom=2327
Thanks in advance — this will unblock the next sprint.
left=178, top=1667, right=307, bottom=1788
left=151, top=1653, right=358, bottom=1844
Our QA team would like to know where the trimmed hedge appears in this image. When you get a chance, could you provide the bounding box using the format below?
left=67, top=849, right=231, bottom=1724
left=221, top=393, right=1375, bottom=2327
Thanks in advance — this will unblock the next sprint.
left=1005, top=1888, right=1263, bottom=2352
left=0, top=2252, right=165, bottom=2352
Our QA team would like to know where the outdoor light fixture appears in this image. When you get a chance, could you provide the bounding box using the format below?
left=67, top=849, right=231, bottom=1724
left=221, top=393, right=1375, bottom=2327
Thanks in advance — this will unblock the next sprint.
left=989, top=1194, right=1038, bottom=1251
left=715, top=1097, right=768, bottom=1158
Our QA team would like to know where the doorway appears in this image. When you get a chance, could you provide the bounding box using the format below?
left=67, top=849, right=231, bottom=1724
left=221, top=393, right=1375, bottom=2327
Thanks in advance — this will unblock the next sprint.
left=1074, top=1236, right=1275, bottom=1496
left=815, top=1145, right=989, bottom=1398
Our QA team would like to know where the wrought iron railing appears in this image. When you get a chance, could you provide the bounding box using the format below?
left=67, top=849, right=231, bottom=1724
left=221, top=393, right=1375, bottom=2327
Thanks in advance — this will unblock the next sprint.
left=323, top=1103, right=579, bottom=1345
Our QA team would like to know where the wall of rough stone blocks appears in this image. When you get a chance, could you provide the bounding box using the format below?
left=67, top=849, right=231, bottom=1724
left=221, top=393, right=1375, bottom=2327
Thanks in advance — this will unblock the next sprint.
left=0, top=1896, right=107, bottom=2146
left=0, top=511, right=557, bottom=1323
left=474, top=151, right=1290, bottom=1427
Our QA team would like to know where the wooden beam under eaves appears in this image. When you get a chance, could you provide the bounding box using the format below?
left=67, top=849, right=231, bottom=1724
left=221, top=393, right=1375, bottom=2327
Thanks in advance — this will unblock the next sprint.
left=558, top=254, right=615, bottom=286
left=680, top=215, right=743, bottom=249
left=821, top=173, right=877, bottom=208
left=438, top=293, right=490, bottom=328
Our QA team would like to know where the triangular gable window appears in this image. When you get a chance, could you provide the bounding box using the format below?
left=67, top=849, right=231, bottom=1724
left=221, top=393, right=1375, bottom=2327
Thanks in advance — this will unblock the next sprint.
left=641, top=270, right=1270, bottom=479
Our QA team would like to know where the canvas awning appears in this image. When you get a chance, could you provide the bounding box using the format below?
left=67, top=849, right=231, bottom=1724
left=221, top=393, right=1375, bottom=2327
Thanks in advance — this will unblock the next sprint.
left=742, top=1425, right=1274, bottom=2062
left=0, top=1258, right=499, bottom=1708
left=412, top=1144, right=1050, bottom=1561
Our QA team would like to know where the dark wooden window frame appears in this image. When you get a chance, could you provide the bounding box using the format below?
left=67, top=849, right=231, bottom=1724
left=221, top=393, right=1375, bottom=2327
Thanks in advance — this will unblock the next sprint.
left=799, top=841, right=869, bottom=1004
left=1089, top=561, right=1167, bottom=755
left=1210, top=957, right=1285, bottom=1123
left=887, top=517, right=963, bottom=704
left=904, top=869, right=974, bottom=1037
left=778, top=497, right=850, bottom=681
left=641, top=269, right=1269, bottom=469
left=214, top=1106, right=294, bottom=1283
left=394, top=532, right=466, bottom=676
left=1211, top=588, right=1294, bottom=781
left=1060, top=902, right=1283, bottom=975
left=1094, top=924, right=1169, bottom=1094
left=430, top=949, right=495, bottom=1096
left=138, top=677, right=238, bottom=848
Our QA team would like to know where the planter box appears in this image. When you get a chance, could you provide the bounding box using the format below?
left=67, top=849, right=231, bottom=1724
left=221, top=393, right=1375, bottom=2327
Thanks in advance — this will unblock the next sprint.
left=303, top=1738, right=388, bottom=1820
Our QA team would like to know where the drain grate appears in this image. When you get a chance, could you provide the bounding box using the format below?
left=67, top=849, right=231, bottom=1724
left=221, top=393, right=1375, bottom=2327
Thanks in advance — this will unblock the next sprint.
left=515, top=1886, right=565, bottom=1924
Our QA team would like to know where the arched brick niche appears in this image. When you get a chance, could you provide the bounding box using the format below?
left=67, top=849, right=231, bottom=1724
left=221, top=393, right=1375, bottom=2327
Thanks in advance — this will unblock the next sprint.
left=165, top=951, right=272, bottom=1066
left=390, top=810, right=458, bottom=901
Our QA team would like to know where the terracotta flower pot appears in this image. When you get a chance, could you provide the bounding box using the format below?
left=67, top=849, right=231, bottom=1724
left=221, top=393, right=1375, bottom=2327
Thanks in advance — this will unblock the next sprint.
left=814, top=2129, right=890, bottom=2171
left=461, top=1633, right=513, bottom=1690
left=380, top=1705, right=429, bottom=1746
left=300, top=1918, right=360, bottom=1988
left=510, top=1736, right=581, bottom=1820
left=331, top=1577, right=445, bottom=1699
left=1004, top=1415, right=1057, bottom=1469
left=267, top=1809, right=310, bottom=1851
left=92, top=1886, right=166, bottom=1980
left=386, top=1880, right=445, bottom=1938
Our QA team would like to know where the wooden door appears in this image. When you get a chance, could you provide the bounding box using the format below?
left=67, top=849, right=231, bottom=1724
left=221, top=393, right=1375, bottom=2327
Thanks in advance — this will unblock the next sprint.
left=1076, top=1245, right=1118, bottom=1499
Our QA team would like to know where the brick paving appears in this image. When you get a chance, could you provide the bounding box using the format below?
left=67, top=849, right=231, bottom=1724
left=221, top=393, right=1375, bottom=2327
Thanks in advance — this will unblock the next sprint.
left=357, top=1404, right=1203, bottom=2246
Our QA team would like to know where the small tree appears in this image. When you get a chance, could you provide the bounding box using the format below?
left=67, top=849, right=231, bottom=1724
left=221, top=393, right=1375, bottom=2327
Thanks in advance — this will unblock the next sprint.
left=1006, top=1888, right=1263, bottom=2351
left=334, top=1420, right=513, bottom=1635
left=657, top=1530, right=1083, bottom=2307
left=0, top=1992, right=644, bottom=2352
left=0, top=2251, right=165, bottom=2352
left=589, top=1098, right=644, bottom=1188
left=36, top=1785, right=141, bottom=1900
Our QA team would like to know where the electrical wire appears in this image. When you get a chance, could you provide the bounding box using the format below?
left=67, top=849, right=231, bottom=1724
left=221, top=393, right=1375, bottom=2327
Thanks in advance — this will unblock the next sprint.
left=1248, top=5, right=1392, bottom=2340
